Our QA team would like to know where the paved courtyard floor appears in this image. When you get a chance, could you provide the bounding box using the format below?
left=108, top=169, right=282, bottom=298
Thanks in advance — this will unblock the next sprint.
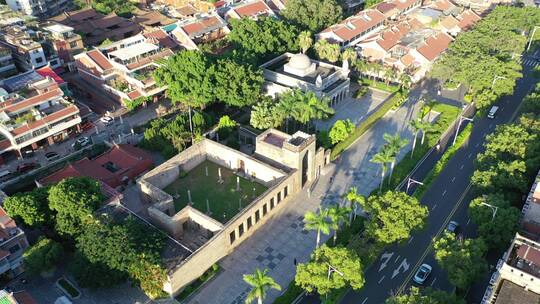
left=188, top=91, right=423, bottom=304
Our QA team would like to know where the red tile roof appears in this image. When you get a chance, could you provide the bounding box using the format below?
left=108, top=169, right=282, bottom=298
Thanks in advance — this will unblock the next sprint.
left=391, top=0, right=419, bottom=11
left=375, top=2, right=397, bottom=13
left=182, top=16, right=225, bottom=37
left=143, top=29, right=178, bottom=49
left=417, top=32, right=452, bottom=61
left=377, top=19, right=421, bottom=51
left=429, top=0, right=455, bottom=11
left=2, top=89, right=63, bottom=114
left=457, top=10, right=481, bottom=31
left=233, top=0, right=272, bottom=18
left=87, top=49, right=113, bottom=71
left=517, top=244, right=540, bottom=266
left=127, top=90, right=142, bottom=100
left=0, top=140, right=11, bottom=152
left=321, top=9, right=386, bottom=42
left=36, top=66, right=65, bottom=85
left=11, top=105, right=79, bottom=136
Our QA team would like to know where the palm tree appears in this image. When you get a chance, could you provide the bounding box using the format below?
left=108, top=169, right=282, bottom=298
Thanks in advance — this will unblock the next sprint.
left=341, top=48, right=357, bottom=65
left=277, top=92, right=302, bottom=133
left=244, top=268, right=281, bottom=304
left=328, top=204, right=351, bottom=245
left=295, top=91, right=334, bottom=131
left=326, top=44, right=341, bottom=63
left=371, top=147, right=393, bottom=192
left=399, top=73, right=412, bottom=90
left=304, top=208, right=332, bottom=248
left=314, top=39, right=330, bottom=61
left=346, top=187, right=365, bottom=224
left=409, top=118, right=422, bottom=158
left=354, top=59, right=368, bottom=76
left=419, top=120, right=435, bottom=145
left=298, top=31, right=313, bottom=54
left=371, top=61, right=383, bottom=81
left=383, top=133, right=409, bottom=181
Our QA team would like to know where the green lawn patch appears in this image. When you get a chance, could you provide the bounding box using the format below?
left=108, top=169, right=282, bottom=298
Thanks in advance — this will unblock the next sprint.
left=175, top=264, right=221, bottom=302
left=163, top=160, right=267, bottom=223
left=57, top=278, right=80, bottom=298
left=360, top=79, right=400, bottom=94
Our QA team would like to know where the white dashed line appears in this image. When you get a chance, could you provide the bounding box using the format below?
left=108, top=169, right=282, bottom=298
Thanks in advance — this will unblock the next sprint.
left=431, top=277, right=438, bottom=287
left=395, top=255, right=401, bottom=263
left=460, top=164, right=464, bottom=170
left=475, top=143, right=480, bottom=148
left=433, top=203, right=438, bottom=210
left=468, top=153, right=472, bottom=159
left=408, top=236, right=414, bottom=244
left=442, top=190, right=447, bottom=196
left=378, top=275, right=385, bottom=284
left=466, top=219, right=471, bottom=226
left=451, top=177, right=456, bottom=183
left=362, top=298, right=368, bottom=304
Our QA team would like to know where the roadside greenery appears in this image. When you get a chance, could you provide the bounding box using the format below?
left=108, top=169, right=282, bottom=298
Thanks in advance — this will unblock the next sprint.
left=3, top=186, right=51, bottom=228
left=244, top=268, right=281, bottom=304
left=386, top=287, right=465, bottom=304
left=23, top=237, right=63, bottom=276
left=282, top=0, right=342, bottom=32
left=329, top=119, right=355, bottom=145
left=176, top=264, right=220, bottom=302
left=431, top=6, right=540, bottom=110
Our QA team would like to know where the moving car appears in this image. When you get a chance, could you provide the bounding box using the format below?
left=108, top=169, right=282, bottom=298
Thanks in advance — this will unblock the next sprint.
left=45, top=152, right=60, bottom=162
left=447, top=221, right=460, bottom=234
left=487, top=106, right=499, bottom=119
left=413, top=264, right=432, bottom=284
left=100, top=115, right=113, bottom=125
left=71, top=137, right=91, bottom=148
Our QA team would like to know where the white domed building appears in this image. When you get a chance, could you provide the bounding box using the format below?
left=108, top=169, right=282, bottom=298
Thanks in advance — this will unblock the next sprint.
left=260, top=52, right=351, bottom=107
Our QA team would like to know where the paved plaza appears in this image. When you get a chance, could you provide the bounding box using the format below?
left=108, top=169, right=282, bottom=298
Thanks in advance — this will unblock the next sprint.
left=188, top=89, right=424, bottom=304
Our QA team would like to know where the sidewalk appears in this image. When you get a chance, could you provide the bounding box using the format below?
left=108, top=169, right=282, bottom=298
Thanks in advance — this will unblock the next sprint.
left=187, top=93, right=423, bottom=304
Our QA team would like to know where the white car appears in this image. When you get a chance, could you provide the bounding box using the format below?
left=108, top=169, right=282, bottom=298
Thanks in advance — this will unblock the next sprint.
left=100, top=115, right=113, bottom=125
left=413, top=263, right=432, bottom=284
left=71, top=137, right=90, bottom=148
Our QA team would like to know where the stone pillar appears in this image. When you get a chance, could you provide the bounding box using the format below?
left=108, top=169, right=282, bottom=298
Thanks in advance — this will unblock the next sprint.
left=47, top=136, right=55, bottom=145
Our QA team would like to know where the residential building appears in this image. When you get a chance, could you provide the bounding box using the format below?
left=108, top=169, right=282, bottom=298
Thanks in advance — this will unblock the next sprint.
left=0, top=25, right=50, bottom=71
left=374, top=0, right=422, bottom=20
left=451, top=0, right=513, bottom=13
left=0, top=192, right=30, bottom=279
left=427, top=0, right=459, bottom=15
left=224, top=0, right=275, bottom=20
left=132, top=9, right=177, bottom=30
left=39, top=144, right=154, bottom=189
left=317, top=9, right=386, bottom=49
left=170, top=13, right=230, bottom=50
left=74, top=30, right=177, bottom=104
left=156, top=0, right=217, bottom=14
left=438, top=9, right=481, bottom=36
left=49, top=8, right=143, bottom=47
left=5, top=0, right=72, bottom=19
left=260, top=52, right=351, bottom=107
left=0, top=46, right=18, bottom=78
left=0, top=75, right=81, bottom=158
left=41, top=23, right=84, bottom=70
left=137, top=129, right=330, bottom=295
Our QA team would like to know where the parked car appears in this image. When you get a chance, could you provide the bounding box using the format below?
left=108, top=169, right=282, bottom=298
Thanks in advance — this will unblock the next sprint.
left=45, top=152, right=60, bottom=162
left=413, top=264, right=432, bottom=284
left=16, top=162, right=38, bottom=173
left=71, top=137, right=91, bottom=148
left=447, top=221, right=460, bottom=234
left=100, top=115, right=113, bottom=125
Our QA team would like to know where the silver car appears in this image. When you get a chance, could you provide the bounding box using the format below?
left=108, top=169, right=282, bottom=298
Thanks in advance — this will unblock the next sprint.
left=413, top=263, right=432, bottom=284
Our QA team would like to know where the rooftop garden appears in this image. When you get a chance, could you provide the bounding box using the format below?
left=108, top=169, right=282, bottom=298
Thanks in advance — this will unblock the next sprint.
left=163, top=160, right=267, bottom=223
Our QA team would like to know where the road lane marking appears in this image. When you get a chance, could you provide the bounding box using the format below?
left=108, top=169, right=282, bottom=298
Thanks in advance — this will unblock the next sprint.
left=468, top=153, right=472, bottom=159
left=361, top=298, right=368, bottom=304
left=442, top=190, right=447, bottom=196
left=467, top=219, right=471, bottom=226
left=460, top=164, right=464, bottom=170
left=431, top=277, right=437, bottom=287
left=408, top=236, right=414, bottom=244
left=392, top=259, right=410, bottom=279
left=379, top=252, right=394, bottom=272
left=378, top=275, right=385, bottom=284
left=451, top=177, right=456, bottom=183
left=396, top=183, right=473, bottom=295
left=432, top=203, right=438, bottom=210
left=475, top=143, right=480, bottom=148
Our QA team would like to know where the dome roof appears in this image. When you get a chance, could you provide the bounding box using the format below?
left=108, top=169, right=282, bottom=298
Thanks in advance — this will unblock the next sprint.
left=288, top=53, right=312, bottom=71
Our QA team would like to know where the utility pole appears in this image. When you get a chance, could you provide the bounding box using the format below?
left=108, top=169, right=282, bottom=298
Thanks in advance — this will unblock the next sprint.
left=527, top=26, right=540, bottom=52
left=453, top=115, right=473, bottom=146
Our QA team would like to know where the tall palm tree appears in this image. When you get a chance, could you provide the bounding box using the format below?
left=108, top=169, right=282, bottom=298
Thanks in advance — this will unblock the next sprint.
left=354, top=59, right=368, bottom=76
left=328, top=204, right=351, bottom=245
left=244, top=268, right=281, bottom=304
left=371, top=147, right=393, bottom=192
left=383, top=133, right=409, bottom=181
left=371, top=61, right=383, bottom=81
left=409, top=118, right=422, bottom=158
left=314, top=39, right=330, bottom=61
left=296, top=92, right=334, bottom=131
left=346, top=187, right=365, bottom=224
left=298, top=31, right=313, bottom=54
left=384, top=66, right=396, bottom=85
left=304, top=208, right=332, bottom=248
left=341, top=48, right=357, bottom=65
left=399, top=73, right=412, bottom=90
left=419, top=120, right=435, bottom=145
left=326, top=44, right=341, bottom=63
left=277, top=91, right=302, bottom=133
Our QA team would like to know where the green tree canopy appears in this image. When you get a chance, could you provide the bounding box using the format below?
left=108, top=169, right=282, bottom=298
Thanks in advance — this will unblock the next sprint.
left=469, top=194, right=520, bottom=249
left=361, top=191, right=428, bottom=244
left=282, top=0, right=343, bottom=32
left=295, top=245, right=364, bottom=296
left=243, top=268, right=281, bottom=304
left=153, top=50, right=215, bottom=109
left=434, top=232, right=487, bottom=290
left=48, top=177, right=104, bottom=236
left=250, top=97, right=285, bottom=130
left=228, top=17, right=299, bottom=57
left=23, top=237, right=63, bottom=276
left=386, top=287, right=465, bottom=304
left=90, top=0, right=135, bottom=17
left=214, top=59, right=264, bottom=107
left=329, top=119, right=355, bottom=144
left=3, top=187, right=51, bottom=227
left=69, top=251, right=127, bottom=288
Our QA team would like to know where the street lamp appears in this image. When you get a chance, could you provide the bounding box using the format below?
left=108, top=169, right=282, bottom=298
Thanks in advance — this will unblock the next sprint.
left=491, top=75, right=506, bottom=89
left=327, top=264, right=344, bottom=281
left=452, top=115, right=473, bottom=146
left=526, top=26, right=540, bottom=52
left=480, top=202, right=498, bottom=221
left=406, top=178, right=424, bottom=194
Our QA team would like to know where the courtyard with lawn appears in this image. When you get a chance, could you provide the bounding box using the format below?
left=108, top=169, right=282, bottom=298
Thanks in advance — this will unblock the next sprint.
left=163, top=160, right=268, bottom=223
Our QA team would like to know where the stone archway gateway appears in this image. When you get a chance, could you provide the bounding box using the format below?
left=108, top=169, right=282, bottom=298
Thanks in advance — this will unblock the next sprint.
left=301, top=151, right=309, bottom=187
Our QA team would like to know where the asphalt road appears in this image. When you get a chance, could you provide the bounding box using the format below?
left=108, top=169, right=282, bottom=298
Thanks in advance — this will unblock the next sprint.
left=298, top=54, right=539, bottom=304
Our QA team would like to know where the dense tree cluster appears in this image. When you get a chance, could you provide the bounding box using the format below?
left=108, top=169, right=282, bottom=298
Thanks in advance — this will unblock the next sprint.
left=329, top=119, right=355, bottom=144
left=282, top=0, right=343, bottom=32
left=431, top=7, right=540, bottom=109
left=250, top=90, right=334, bottom=131
left=386, top=287, right=465, bottom=304
left=3, top=177, right=167, bottom=298
left=74, top=0, right=135, bottom=17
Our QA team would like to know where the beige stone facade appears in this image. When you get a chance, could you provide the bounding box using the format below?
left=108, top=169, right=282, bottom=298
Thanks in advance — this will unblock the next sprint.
left=137, top=129, right=328, bottom=296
